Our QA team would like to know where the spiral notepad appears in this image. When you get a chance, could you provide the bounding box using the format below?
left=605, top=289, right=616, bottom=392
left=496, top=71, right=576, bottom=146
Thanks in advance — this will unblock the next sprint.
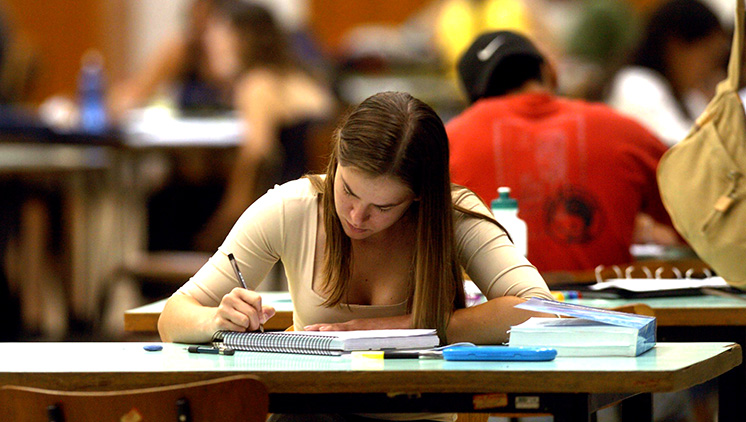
left=584, top=264, right=738, bottom=298
left=212, top=329, right=440, bottom=356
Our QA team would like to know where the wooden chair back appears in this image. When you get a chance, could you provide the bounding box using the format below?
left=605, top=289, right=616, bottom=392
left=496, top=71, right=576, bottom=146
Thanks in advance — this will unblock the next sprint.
left=0, top=375, right=268, bottom=422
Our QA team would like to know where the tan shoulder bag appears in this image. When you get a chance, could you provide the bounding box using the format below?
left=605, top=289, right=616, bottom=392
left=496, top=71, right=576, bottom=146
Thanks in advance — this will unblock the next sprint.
left=657, top=0, right=746, bottom=287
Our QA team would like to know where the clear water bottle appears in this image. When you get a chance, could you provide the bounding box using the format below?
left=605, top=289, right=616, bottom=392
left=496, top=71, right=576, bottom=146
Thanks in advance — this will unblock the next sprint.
left=491, top=186, right=528, bottom=256
left=78, top=50, right=108, bottom=134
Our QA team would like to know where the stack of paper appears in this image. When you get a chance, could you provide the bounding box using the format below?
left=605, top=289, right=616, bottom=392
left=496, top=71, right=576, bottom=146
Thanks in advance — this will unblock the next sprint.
left=587, top=276, right=730, bottom=298
left=508, top=298, right=656, bottom=357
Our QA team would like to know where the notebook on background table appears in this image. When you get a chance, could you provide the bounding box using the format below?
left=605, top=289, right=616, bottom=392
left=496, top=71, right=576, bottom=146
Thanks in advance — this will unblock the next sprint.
left=551, top=263, right=744, bottom=299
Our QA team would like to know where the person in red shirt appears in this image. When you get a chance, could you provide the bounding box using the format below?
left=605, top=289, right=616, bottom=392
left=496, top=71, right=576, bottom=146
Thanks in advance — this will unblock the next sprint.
left=447, top=30, right=679, bottom=272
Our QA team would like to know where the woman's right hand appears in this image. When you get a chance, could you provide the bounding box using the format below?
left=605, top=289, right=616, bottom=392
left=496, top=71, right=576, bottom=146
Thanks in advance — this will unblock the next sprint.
left=214, top=288, right=275, bottom=332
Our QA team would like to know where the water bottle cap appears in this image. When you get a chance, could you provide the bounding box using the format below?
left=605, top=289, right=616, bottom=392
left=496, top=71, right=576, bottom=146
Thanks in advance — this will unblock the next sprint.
left=491, top=187, right=518, bottom=210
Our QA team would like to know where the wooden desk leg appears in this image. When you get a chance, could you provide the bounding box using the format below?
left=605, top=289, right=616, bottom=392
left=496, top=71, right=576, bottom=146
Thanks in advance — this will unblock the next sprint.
left=619, top=393, right=652, bottom=422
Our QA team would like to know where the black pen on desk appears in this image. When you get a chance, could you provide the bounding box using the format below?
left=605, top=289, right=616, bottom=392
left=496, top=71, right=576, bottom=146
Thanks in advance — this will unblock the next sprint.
left=187, top=346, right=235, bottom=355
left=227, top=253, right=264, bottom=333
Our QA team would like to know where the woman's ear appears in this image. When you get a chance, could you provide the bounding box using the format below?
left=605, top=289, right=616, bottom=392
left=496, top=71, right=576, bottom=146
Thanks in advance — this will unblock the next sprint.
left=541, top=62, right=558, bottom=92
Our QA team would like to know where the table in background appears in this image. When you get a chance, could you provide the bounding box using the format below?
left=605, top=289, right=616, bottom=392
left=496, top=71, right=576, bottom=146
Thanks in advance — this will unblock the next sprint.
left=2, top=115, right=244, bottom=336
left=124, top=291, right=293, bottom=333
left=0, top=341, right=740, bottom=422
left=0, top=137, right=117, bottom=332
left=127, top=288, right=746, bottom=334
left=568, top=293, right=746, bottom=327
left=115, top=113, right=243, bottom=274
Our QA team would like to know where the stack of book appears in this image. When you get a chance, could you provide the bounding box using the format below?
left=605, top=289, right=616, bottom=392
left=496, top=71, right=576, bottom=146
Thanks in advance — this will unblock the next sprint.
left=508, top=298, right=656, bottom=357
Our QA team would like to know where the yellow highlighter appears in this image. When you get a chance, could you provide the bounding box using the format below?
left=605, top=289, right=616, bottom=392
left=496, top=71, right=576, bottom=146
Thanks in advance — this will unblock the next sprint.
left=351, top=350, right=441, bottom=359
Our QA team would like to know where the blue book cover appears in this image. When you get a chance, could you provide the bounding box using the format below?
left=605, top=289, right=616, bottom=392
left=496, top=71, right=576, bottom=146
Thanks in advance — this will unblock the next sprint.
left=514, top=298, right=656, bottom=356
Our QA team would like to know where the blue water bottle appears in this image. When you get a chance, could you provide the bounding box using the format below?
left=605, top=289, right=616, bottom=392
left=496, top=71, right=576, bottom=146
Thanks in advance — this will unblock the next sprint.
left=78, top=50, right=108, bottom=134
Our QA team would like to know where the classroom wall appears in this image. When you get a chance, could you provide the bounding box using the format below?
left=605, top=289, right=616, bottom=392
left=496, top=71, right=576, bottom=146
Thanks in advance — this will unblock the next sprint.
left=308, top=0, right=430, bottom=52
left=3, top=0, right=128, bottom=103
left=126, top=0, right=189, bottom=74
left=3, top=0, right=430, bottom=104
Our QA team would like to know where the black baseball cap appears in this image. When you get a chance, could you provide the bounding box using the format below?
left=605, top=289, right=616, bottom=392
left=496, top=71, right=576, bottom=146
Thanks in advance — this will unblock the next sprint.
left=457, top=31, right=545, bottom=104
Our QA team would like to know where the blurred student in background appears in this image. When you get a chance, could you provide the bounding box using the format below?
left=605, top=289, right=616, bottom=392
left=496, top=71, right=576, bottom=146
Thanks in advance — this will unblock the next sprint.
left=446, top=30, right=679, bottom=274
left=120, top=0, right=336, bottom=253
left=108, top=0, right=232, bottom=254
left=107, top=0, right=229, bottom=119
left=605, top=0, right=728, bottom=146
left=191, top=0, right=335, bottom=251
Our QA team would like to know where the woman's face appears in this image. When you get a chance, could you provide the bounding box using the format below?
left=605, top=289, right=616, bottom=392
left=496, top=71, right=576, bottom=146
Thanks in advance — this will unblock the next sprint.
left=669, top=31, right=728, bottom=92
left=334, top=164, right=416, bottom=241
left=204, top=14, right=241, bottom=81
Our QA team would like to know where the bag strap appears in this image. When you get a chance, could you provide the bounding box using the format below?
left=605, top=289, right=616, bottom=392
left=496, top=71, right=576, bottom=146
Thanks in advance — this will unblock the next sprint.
left=725, top=0, right=745, bottom=91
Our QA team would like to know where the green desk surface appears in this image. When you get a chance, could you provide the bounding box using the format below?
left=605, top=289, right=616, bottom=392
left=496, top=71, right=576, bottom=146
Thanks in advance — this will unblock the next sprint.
left=0, top=342, right=739, bottom=396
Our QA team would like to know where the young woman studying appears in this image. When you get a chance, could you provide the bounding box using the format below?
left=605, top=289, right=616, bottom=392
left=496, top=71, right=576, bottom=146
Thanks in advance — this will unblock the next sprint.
left=158, top=90, right=552, bottom=350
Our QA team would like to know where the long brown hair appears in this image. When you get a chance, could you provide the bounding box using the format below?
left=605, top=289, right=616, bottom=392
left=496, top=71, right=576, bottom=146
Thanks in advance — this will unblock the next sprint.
left=310, top=91, right=466, bottom=341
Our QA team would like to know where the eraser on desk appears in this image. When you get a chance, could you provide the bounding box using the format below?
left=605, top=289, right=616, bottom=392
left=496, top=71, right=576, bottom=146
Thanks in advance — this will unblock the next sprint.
left=143, top=344, right=163, bottom=352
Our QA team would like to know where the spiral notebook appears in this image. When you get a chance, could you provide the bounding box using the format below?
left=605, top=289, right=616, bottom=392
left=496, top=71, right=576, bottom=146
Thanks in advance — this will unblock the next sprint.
left=212, top=329, right=440, bottom=356
left=572, top=264, right=743, bottom=299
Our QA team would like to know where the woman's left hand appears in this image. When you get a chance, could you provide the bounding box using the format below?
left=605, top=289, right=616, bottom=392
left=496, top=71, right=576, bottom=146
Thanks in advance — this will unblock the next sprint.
left=304, top=314, right=412, bottom=331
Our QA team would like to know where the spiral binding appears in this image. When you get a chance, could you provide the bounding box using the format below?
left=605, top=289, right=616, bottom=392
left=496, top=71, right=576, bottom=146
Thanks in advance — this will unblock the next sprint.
left=213, top=330, right=341, bottom=356
left=594, top=264, right=713, bottom=283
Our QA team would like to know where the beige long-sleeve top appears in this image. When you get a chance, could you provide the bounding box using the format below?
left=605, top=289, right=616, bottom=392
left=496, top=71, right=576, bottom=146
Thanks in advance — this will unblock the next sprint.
left=176, top=177, right=552, bottom=330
